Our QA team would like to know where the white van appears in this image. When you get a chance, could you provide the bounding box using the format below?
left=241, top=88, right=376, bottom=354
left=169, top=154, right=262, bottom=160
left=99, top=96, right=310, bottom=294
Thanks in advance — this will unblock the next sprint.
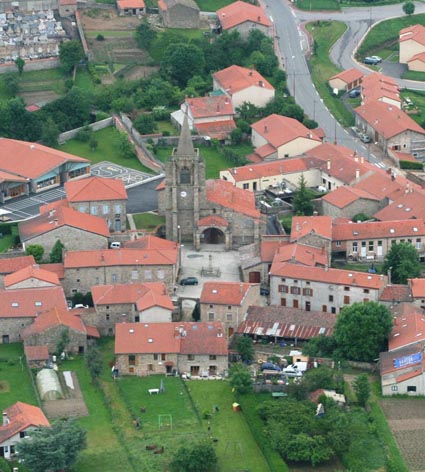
left=110, top=242, right=121, bottom=249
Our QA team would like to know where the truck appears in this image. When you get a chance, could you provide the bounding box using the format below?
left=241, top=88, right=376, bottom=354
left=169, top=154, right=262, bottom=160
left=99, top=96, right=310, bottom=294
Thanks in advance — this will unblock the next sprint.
left=283, top=361, right=308, bottom=377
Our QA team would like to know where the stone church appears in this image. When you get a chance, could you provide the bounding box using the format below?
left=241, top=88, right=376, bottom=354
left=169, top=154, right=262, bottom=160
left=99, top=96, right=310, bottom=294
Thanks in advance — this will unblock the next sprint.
left=157, top=116, right=266, bottom=250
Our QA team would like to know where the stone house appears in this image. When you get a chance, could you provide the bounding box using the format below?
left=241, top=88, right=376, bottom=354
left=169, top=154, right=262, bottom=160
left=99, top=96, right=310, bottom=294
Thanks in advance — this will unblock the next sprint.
left=332, top=219, right=425, bottom=262
left=399, top=24, right=425, bottom=67
left=89, top=282, right=174, bottom=336
left=158, top=0, right=200, bottom=29
left=117, top=0, right=145, bottom=15
left=22, top=307, right=100, bottom=354
left=19, top=206, right=109, bottom=259
left=63, top=248, right=179, bottom=297
left=0, top=255, right=35, bottom=287
left=4, top=264, right=60, bottom=290
left=0, top=402, right=50, bottom=459
left=216, top=1, right=271, bottom=38
left=373, top=189, right=425, bottom=222
left=328, top=68, right=363, bottom=92
left=65, top=176, right=128, bottom=233
left=250, top=114, right=322, bottom=161
left=321, top=186, right=382, bottom=219
left=0, top=286, right=68, bottom=344
left=24, top=345, right=50, bottom=368
left=114, top=322, right=228, bottom=377
left=212, top=65, right=275, bottom=111
left=200, top=282, right=260, bottom=337
left=269, top=262, right=387, bottom=313
left=290, top=216, right=333, bottom=257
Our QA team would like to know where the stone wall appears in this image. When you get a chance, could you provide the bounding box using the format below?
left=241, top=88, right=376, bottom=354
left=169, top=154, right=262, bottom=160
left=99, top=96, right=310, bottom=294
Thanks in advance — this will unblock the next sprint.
left=0, top=0, right=58, bottom=13
left=0, top=316, right=34, bottom=343
left=0, top=58, right=60, bottom=75
left=178, top=353, right=228, bottom=375
left=24, top=325, right=88, bottom=354
left=58, top=117, right=114, bottom=144
left=116, top=352, right=179, bottom=376
left=161, top=4, right=200, bottom=29
left=322, top=198, right=383, bottom=220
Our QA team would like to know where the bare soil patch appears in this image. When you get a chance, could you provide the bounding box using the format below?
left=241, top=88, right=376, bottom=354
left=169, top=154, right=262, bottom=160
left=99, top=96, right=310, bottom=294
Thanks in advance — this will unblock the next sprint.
left=122, top=65, right=159, bottom=80
left=81, top=8, right=140, bottom=31
left=380, top=398, right=425, bottom=471
left=19, top=90, right=60, bottom=105
left=0, top=380, right=10, bottom=393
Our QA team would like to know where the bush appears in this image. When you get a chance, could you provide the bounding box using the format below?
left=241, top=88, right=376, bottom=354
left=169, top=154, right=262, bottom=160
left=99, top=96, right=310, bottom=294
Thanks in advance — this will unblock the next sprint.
left=0, top=457, right=10, bottom=472
left=400, top=159, right=423, bottom=170
left=96, top=34, right=105, bottom=41
left=0, top=223, right=12, bottom=235
left=75, top=126, right=93, bottom=142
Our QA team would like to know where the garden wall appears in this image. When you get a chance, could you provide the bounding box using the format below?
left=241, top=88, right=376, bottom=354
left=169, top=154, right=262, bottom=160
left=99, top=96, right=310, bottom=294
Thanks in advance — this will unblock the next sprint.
left=0, top=57, right=60, bottom=75
left=58, top=117, right=114, bottom=144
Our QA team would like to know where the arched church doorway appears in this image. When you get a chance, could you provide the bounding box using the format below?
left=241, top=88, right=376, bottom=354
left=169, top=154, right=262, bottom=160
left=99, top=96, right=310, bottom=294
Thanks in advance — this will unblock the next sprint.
left=202, top=227, right=225, bottom=244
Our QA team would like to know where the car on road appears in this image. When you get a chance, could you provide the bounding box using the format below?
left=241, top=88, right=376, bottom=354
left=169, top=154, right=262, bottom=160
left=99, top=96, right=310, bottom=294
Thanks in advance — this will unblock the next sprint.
left=364, top=56, right=381, bottom=65
left=359, top=133, right=371, bottom=143
left=179, top=277, right=199, bottom=286
left=348, top=88, right=361, bottom=98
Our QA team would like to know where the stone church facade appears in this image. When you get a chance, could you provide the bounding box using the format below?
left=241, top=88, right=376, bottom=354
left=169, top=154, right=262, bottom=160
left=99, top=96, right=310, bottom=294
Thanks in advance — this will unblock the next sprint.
left=157, top=116, right=266, bottom=250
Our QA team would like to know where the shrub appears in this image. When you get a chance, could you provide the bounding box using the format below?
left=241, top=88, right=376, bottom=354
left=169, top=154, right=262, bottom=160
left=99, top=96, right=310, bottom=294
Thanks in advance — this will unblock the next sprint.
left=400, top=160, right=423, bottom=170
left=96, top=34, right=105, bottom=41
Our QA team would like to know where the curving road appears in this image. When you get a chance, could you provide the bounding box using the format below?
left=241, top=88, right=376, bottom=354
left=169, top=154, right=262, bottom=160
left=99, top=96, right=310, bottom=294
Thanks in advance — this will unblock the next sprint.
left=263, top=0, right=425, bottom=164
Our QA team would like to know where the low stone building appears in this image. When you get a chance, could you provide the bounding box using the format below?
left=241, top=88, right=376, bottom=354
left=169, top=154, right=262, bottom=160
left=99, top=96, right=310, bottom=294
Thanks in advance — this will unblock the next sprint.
left=328, top=68, right=363, bottom=92
left=22, top=307, right=100, bottom=354
left=90, top=282, right=175, bottom=336
left=24, top=345, right=50, bottom=368
left=216, top=1, right=271, bottom=38
left=4, top=264, right=60, bottom=290
left=158, top=0, right=200, bottom=29
left=0, top=255, right=35, bottom=287
left=117, top=0, right=145, bottom=15
left=114, top=321, right=228, bottom=377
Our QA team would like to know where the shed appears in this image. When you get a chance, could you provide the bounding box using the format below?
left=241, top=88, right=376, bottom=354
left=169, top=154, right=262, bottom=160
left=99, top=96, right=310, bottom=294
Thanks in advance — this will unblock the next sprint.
left=36, top=369, right=64, bottom=400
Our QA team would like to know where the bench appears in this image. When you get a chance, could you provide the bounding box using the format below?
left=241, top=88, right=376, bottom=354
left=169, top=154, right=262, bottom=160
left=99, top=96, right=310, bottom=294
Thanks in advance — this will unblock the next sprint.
left=148, top=388, right=160, bottom=395
left=271, top=392, right=287, bottom=398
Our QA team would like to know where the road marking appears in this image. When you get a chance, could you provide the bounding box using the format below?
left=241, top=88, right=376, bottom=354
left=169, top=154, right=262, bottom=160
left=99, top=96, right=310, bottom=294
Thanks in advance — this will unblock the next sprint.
left=291, top=10, right=296, bottom=17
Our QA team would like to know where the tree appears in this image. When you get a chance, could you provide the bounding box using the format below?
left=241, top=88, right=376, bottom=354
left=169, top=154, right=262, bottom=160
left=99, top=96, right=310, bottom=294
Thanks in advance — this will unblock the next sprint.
left=302, top=366, right=336, bottom=391
left=230, top=127, right=243, bottom=145
left=49, top=239, right=65, bottom=263
left=17, top=419, right=87, bottom=472
left=85, top=345, right=103, bottom=383
left=2, top=73, right=19, bottom=97
left=162, top=43, right=205, bottom=88
left=292, top=173, right=314, bottom=215
left=170, top=441, right=217, bottom=472
left=302, top=335, right=336, bottom=358
left=15, top=57, right=25, bottom=76
left=353, top=373, right=371, bottom=407
left=59, top=40, right=85, bottom=74
left=118, top=132, right=136, bottom=159
left=25, top=244, right=44, bottom=263
left=333, top=302, right=393, bottom=362
left=56, top=329, right=70, bottom=357
left=236, top=335, right=254, bottom=363
left=382, top=242, right=421, bottom=284
left=229, top=363, right=252, bottom=395
left=133, top=113, right=156, bottom=135
left=403, top=1, right=415, bottom=15
left=135, top=19, right=157, bottom=50
left=41, top=117, right=60, bottom=148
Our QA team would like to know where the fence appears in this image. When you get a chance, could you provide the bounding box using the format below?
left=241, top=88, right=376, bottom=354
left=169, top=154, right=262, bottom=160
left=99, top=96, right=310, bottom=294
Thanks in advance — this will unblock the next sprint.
left=58, top=117, right=114, bottom=144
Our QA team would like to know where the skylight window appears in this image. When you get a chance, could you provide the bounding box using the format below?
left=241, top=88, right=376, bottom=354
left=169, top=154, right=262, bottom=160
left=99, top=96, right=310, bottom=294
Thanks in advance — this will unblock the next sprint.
left=289, top=324, right=295, bottom=331
left=319, top=327, right=326, bottom=334
left=390, top=229, right=395, bottom=233
left=11, top=302, right=18, bottom=307
left=414, top=227, right=418, bottom=232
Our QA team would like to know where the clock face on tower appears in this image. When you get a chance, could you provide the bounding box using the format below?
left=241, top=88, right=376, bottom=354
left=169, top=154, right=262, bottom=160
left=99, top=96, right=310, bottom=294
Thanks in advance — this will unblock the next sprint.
left=180, top=191, right=187, bottom=198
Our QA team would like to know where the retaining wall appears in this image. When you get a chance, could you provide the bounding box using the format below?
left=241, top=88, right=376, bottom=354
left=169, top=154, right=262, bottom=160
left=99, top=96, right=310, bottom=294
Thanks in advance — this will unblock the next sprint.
left=58, top=117, right=114, bottom=144
left=0, top=57, right=60, bottom=75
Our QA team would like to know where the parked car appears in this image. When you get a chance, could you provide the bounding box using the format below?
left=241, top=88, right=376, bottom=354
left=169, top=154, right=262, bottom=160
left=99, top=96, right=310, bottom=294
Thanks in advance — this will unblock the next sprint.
left=283, top=362, right=308, bottom=376
left=348, top=88, right=361, bottom=98
left=364, top=56, right=380, bottom=65
left=179, top=277, right=199, bottom=286
left=260, top=286, right=270, bottom=296
left=74, top=304, right=89, bottom=309
left=260, top=362, right=282, bottom=372
left=370, top=55, right=382, bottom=63
left=359, top=133, right=371, bottom=143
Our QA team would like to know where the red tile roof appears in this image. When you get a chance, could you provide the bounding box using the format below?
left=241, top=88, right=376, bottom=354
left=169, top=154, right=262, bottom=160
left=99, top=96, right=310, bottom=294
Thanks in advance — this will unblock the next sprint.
left=200, top=282, right=257, bottom=305
left=389, top=311, right=425, bottom=351
left=187, top=95, right=234, bottom=119
left=92, top=283, right=174, bottom=311
left=25, top=104, right=40, bottom=112
left=379, top=284, right=411, bottom=302
left=0, top=139, right=89, bottom=180
left=24, top=345, right=49, bottom=361
left=0, top=169, right=29, bottom=184
left=0, top=286, right=67, bottom=318
left=0, top=255, right=35, bottom=275
left=40, top=263, right=64, bottom=280
left=270, top=262, right=387, bottom=289
left=291, top=216, right=333, bottom=241
left=124, top=234, right=178, bottom=250
left=4, top=264, right=60, bottom=288
left=64, top=248, right=178, bottom=268
left=329, top=68, right=364, bottom=85
left=117, top=0, right=145, bottom=8
left=409, top=278, right=425, bottom=298
left=273, top=243, right=328, bottom=267
left=217, top=1, right=271, bottom=30
left=251, top=114, right=321, bottom=149
left=206, top=179, right=261, bottom=219
left=374, top=189, right=425, bottom=221
left=19, top=206, right=110, bottom=241
left=194, top=120, right=237, bottom=140
left=400, top=24, right=425, bottom=46
left=237, top=305, right=336, bottom=339
left=115, top=322, right=228, bottom=355
left=361, top=73, right=400, bottom=106
left=65, top=176, right=127, bottom=202
left=21, top=307, right=100, bottom=338
left=354, top=101, right=425, bottom=139
left=39, top=199, right=70, bottom=216
left=408, top=51, right=425, bottom=64
left=261, top=239, right=290, bottom=262
left=0, top=402, right=50, bottom=443
left=322, top=186, right=378, bottom=209
left=333, top=219, right=425, bottom=241
left=198, top=215, right=228, bottom=227
left=213, top=65, right=274, bottom=94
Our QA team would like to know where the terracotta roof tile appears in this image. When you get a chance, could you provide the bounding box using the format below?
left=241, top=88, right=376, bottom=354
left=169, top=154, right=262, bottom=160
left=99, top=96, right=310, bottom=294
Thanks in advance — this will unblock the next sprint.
left=115, top=322, right=228, bottom=355
left=0, top=255, right=35, bottom=275
left=0, top=286, right=67, bottom=318
left=410, top=278, right=425, bottom=298
left=270, top=262, right=387, bottom=289
left=329, top=68, right=364, bottom=84
left=40, top=263, right=64, bottom=280
left=124, top=235, right=178, bottom=250
left=333, top=219, right=425, bottom=241
left=4, top=264, right=60, bottom=288
left=200, top=282, right=258, bottom=305
left=64, top=248, right=178, bottom=268
left=374, top=189, right=425, bottom=220
left=237, top=305, right=336, bottom=339
left=291, top=216, right=333, bottom=241
left=261, top=239, right=290, bottom=262
left=217, top=1, right=271, bottom=30
left=117, top=0, right=145, bottom=8
left=361, top=73, right=400, bottom=106
left=65, top=176, right=127, bottom=202
left=198, top=215, right=228, bottom=227
left=19, top=206, right=110, bottom=241
left=0, top=402, right=50, bottom=443
left=273, top=243, right=328, bottom=267
left=0, top=169, right=29, bottom=184
left=322, top=186, right=378, bottom=208
left=194, top=120, right=237, bottom=140
left=21, top=307, right=100, bottom=338
left=206, top=179, right=261, bottom=219
left=389, top=311, right=425, bottom=350
left=400, top=24, right=425, bottom=46
left=187, top=95, right=234, bottom=119
left=24, top=345, right=49, bottom=361
left=353, top=169, right=419, bottom=200
left=379, top=284, right=411, bottom=302
left=92, top=283, right=174, bottom=311
left=213, top=65, right=274, bottom=94
left=0, top=138, right=88, bottom=180
left=251, top=114, right=321, bottom=149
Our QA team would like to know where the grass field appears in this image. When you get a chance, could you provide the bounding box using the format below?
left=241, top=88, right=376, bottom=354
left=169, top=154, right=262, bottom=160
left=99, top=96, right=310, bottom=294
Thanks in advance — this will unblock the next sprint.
left=306, top=21, right=354, bottom=127
left=296, top=0, right=340, bottom=10
left=132, top=212, right=165, bottom=231
left=60, top=127, right=154, bottom=174
left=18, top=68, right=66, bottom=95
left=195, top=0, right=233, bottom=10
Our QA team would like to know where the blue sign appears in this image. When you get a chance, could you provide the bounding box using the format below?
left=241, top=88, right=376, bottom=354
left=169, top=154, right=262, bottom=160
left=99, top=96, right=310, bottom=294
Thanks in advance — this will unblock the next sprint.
left=393, top=352, right=422, bottom=369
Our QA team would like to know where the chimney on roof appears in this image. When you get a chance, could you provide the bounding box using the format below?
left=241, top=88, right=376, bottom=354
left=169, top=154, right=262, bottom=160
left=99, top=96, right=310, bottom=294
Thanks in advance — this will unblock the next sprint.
left=33, top=264, right=39, bottom=270
left=240, top=283, right=243, bottom=294
left=259, top=80, right=264, bottom=87
left=224, top=97, right=229, bottom=104
left=249, top=70, right=253, bottom=77
left=49, top=209, right=55, bottom=218
left=327, top=159, right=331, bottom=171
left=257, top=15, right=261, bottom=21
left=2, top=412, right=9, bottom=426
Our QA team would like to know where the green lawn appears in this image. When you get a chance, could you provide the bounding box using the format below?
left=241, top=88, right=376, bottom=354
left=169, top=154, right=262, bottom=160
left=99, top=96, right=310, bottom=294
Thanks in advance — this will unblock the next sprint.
left=60, top=127, right=154, bottom=174
left=332, top=260, right=383, bottom=273
left=296, top=0, right=340, bottom=10
left=189, top=381, right=273, bottom=472
left=195, top=0, right=233, bottom=10
left=0, top=343, right=38, bottom=412
left=132, top=212, right=165, bottom=231
left=74, top=67, right=97, bottom=93
left=398, top=89, right=425, bottom=127
left=19, top=68, right=66, bottom=95
left=306, top=21, right=354, bottom=127
left=86, top=31, right=134, bottom=38
left=0, top=235, right=14, bottom=253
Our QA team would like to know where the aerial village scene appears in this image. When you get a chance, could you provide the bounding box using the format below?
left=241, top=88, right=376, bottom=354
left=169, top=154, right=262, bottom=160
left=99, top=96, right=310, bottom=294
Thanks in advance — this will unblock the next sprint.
left=2, top=0, right=425, bottom=470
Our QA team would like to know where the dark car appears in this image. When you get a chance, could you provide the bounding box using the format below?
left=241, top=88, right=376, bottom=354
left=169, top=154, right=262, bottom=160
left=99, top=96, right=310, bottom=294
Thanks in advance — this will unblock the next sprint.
left=348, top=88, right=360, bottom=98
left=179, top=277, right=199, bottom=286
left=260, top=286, right=270, bottom=296
left=260, top=362, right=282, bottom=372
